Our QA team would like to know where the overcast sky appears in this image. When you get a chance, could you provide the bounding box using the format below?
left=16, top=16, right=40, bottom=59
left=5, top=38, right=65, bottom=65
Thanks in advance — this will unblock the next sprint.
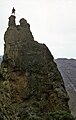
left=0, top=0, right=76, bottom=58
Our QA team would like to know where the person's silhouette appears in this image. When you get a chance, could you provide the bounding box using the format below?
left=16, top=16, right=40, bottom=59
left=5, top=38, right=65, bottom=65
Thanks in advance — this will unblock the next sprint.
left=12, top=7, right=15, bottom=14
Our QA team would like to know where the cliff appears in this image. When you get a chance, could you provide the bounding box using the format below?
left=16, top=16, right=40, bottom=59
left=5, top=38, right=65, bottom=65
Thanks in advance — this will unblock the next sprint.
left=0, top=15, right=74, bottom=120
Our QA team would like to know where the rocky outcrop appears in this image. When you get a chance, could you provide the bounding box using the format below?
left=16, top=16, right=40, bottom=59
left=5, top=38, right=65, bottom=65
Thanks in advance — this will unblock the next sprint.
left=0, top=15, right=75, bottom=119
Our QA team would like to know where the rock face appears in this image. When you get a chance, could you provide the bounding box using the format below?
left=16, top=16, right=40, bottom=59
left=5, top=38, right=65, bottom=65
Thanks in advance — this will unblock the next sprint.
left=0, top=15, right=74, bottom=119
left=0, top=56, right=2, bottom=65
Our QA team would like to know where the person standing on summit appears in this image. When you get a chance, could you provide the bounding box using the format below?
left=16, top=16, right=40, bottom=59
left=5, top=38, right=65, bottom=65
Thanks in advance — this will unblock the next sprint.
left=12, top=7, right=15, bottom=15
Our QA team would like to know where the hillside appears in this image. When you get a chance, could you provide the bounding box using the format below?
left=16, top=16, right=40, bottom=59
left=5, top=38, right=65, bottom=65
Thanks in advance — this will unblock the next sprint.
left=55, top=58, right=76, bottom=117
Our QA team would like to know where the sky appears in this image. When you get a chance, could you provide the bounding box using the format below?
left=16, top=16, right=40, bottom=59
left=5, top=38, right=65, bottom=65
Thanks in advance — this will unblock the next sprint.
left=0, top=0, right=76, bottom=58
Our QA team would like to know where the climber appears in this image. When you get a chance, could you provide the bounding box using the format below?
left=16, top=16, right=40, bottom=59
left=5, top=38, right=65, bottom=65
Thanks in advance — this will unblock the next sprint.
left=12, top=7, right=15, bottom=15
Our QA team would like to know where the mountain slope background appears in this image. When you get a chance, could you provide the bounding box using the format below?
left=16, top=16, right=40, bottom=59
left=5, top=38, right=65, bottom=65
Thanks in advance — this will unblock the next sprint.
left=55, top=58, right=76, bottom=117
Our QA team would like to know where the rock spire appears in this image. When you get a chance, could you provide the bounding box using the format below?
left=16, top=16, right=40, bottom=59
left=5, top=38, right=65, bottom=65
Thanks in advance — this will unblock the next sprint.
left=0, top=14, right=74, bottom=119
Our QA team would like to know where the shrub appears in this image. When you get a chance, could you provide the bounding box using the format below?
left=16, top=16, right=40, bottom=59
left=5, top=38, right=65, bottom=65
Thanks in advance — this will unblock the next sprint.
left=47, top=111, right=75, bottom=120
